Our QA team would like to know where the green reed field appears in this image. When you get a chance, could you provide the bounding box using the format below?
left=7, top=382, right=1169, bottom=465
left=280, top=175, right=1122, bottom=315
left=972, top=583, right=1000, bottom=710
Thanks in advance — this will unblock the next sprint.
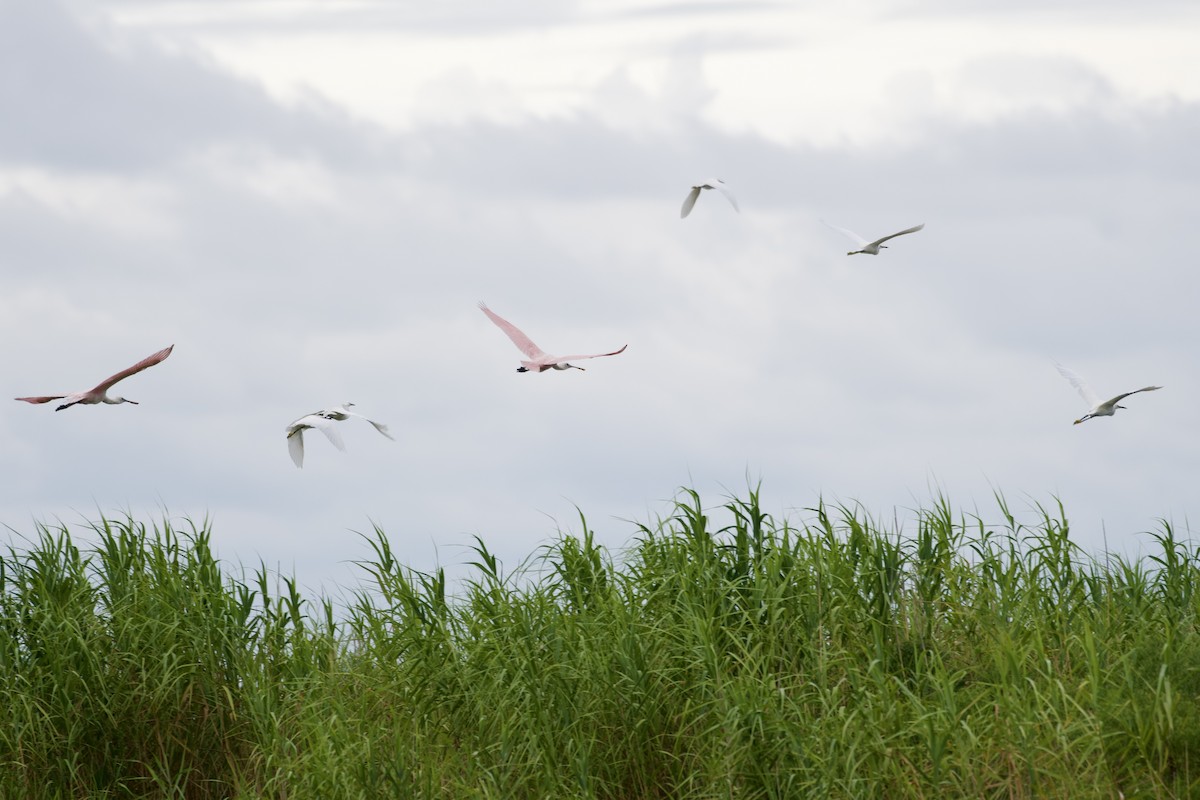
left=2, top=488, right=1199, bottom=798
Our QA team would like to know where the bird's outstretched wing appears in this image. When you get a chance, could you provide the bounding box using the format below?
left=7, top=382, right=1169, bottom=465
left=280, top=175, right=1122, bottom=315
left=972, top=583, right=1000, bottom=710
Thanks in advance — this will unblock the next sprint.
left=548, top=344, right=628, bottom=364
left=820, top=220, right=867, bottom=247
left=1107, top=386, right=1163, bottom=405
left=869, top=224, right=925, bottom=248
left=1055, top=362, right=1101, bottom=409
left=682, top=180, right=738, bottom=218
left=709, top=181, right=739, bottom=212
left=94, top=345, right=175, bottom=392
left=288, top=414, right=346, bottom=448
left=287, top=429, right=306, bottom=468
left=349, top=412, right=395, bottom=440
left=15, top=395, right=66, bottom=404
left=479, top=303, right=546, bottom=359
left=313, top=419, right=345, bottom=451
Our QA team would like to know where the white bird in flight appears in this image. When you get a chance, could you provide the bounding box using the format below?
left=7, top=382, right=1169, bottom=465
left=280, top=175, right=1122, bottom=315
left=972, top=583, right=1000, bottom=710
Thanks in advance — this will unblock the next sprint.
left=479, top=302, right=627, bottom=373
left=285, top=403, right=394, bottom=468
left=680, top=179, right=739, bottom=218
left=15, top=344, right=174, bottom=411
left=822, top=220, right=925, bottom=255
left=1055, top=363, right=1162, bottom=425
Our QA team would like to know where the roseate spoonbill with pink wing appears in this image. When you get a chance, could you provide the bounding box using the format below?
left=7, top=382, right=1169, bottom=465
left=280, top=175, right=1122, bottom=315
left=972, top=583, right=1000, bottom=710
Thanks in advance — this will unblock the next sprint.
left=821, top=220, right=924, bottom=255
left=478, top=303, right=627, bottom=373
left=1055, top=363, right=1162, bottom=426
left=286, top=403, right=393, bottom=468
left=15, top=345, right=174, bottom=411
left=680, top=179, right=739, bottom=218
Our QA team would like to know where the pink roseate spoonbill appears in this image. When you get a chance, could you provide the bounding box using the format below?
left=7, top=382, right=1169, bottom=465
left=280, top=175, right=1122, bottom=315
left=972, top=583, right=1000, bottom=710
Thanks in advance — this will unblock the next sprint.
left=680, top=178, right=739, bottom=218
left=286, top=402, right=393, bottom=468
left=15, top=345, right=174, bottom=411
left=821, top=220, right=924, bottom=255
left=1055, top=363, right=1162, bottom=426
left=478, top=302, right=627, bottom=373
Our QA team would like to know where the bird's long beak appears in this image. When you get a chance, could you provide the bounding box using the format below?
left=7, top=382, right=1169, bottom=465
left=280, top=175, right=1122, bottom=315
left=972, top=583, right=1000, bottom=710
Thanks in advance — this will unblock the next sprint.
left=1073, top=419, right=1083, bottom=425
left=126, top=400, right=139, bottom=405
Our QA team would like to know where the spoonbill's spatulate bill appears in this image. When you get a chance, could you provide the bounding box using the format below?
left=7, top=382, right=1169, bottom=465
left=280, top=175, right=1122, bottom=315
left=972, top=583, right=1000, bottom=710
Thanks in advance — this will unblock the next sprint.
left=285, top=403, right=394, bottom=468
left=1055, top=363, right=1162, bottom=425
left=478, top=302, right=627, bottom=373
left=15, top=345, right=174, bottom=411
left=821, top=220, right=925, bottom=255
left=680, top=179, right=739, bottom=218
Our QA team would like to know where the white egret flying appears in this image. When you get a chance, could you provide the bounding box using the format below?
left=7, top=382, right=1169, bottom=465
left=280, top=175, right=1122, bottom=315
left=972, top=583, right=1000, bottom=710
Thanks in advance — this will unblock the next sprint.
left=286, top=402, right=394, bottom=467
left=1055, top=363, right=1162, bottom=425
left=680, top=179, right=739, bottom=218
left=821, top=220, right=925, bottom=255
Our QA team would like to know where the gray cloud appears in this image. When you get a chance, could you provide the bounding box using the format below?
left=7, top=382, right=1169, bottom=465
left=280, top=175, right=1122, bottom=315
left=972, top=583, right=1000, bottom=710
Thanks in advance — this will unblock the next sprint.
left=100, top=0, right=581, bottom=35
left=897, top=0, right=1199, bottom=16
left=2, top=0, right=1197, bottom=592
left=0, top=0, right=389, bottom=170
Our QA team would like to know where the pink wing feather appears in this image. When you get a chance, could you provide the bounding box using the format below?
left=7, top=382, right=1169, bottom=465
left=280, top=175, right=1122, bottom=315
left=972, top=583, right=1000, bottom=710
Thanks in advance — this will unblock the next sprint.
left=545, top=345, right=628, bottom=365
left=478, top=303, right=546, bottom=359
left=92, top=345, right=174, bottom=392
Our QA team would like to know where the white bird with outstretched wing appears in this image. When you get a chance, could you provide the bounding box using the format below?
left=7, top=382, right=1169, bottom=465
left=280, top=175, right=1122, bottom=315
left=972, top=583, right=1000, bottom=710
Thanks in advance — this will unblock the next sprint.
left=681, top=179, right=739, bottom=218
left=821, top=220, right=924, bottom=255
left=1055, top=363, right=1161, bottom=425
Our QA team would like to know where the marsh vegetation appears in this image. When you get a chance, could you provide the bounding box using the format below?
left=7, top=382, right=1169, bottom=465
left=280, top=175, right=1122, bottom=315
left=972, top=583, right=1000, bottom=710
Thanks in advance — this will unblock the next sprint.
left=2, top=489, right=1198, bottom=798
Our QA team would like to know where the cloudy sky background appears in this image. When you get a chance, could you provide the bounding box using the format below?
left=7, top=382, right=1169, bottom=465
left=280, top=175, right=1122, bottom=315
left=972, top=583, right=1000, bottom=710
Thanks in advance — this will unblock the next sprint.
left=2, top=0, right=1198, bottom=594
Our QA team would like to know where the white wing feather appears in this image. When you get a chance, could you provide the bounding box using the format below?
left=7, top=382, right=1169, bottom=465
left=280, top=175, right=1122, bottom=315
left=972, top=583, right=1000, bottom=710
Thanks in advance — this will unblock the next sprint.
left=869, top=223, right=925, bottom=247
left=316, top=420, right=346, bottom=451
left=711, top=182, right=740, bottom=212
left=287, top=430, right=305, bottom=468
left=820, top=219, right=868, bottom=248
left=680, top=186, right=701, bottom=218
left=349, top=412, right=395, bottom=440
left=1055, top=363, right=1101, bottom=409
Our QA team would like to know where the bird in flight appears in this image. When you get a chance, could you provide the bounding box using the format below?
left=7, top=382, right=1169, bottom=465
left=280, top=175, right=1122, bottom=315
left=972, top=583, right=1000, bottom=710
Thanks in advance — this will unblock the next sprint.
left=479, top=302, right=627, bottom=373
left=1055, top=363, right=1162, bottom=425
left=15, top=345, right=174, bottom=411
left=681, top=179, right=739, bottom=219
left=822, top=220, right=925, bottom=255
left=285, top=403, right=393, bottom=468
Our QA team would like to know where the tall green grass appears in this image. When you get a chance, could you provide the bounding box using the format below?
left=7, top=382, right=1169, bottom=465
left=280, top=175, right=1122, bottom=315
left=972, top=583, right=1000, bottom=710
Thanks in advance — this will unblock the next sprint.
left=2, top=489, right=1199, bottom=798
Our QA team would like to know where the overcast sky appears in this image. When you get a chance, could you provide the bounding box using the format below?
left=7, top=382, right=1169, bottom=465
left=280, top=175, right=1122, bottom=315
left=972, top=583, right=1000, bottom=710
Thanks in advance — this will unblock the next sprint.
left=2, top=0, right=1198, bottom=594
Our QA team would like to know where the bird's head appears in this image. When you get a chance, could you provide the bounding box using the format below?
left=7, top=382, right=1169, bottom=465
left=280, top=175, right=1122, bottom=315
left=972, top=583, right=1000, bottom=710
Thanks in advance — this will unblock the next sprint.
left=109, top=396, right=137, bottom=405
left=552, top=363, right=584, bottom=371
